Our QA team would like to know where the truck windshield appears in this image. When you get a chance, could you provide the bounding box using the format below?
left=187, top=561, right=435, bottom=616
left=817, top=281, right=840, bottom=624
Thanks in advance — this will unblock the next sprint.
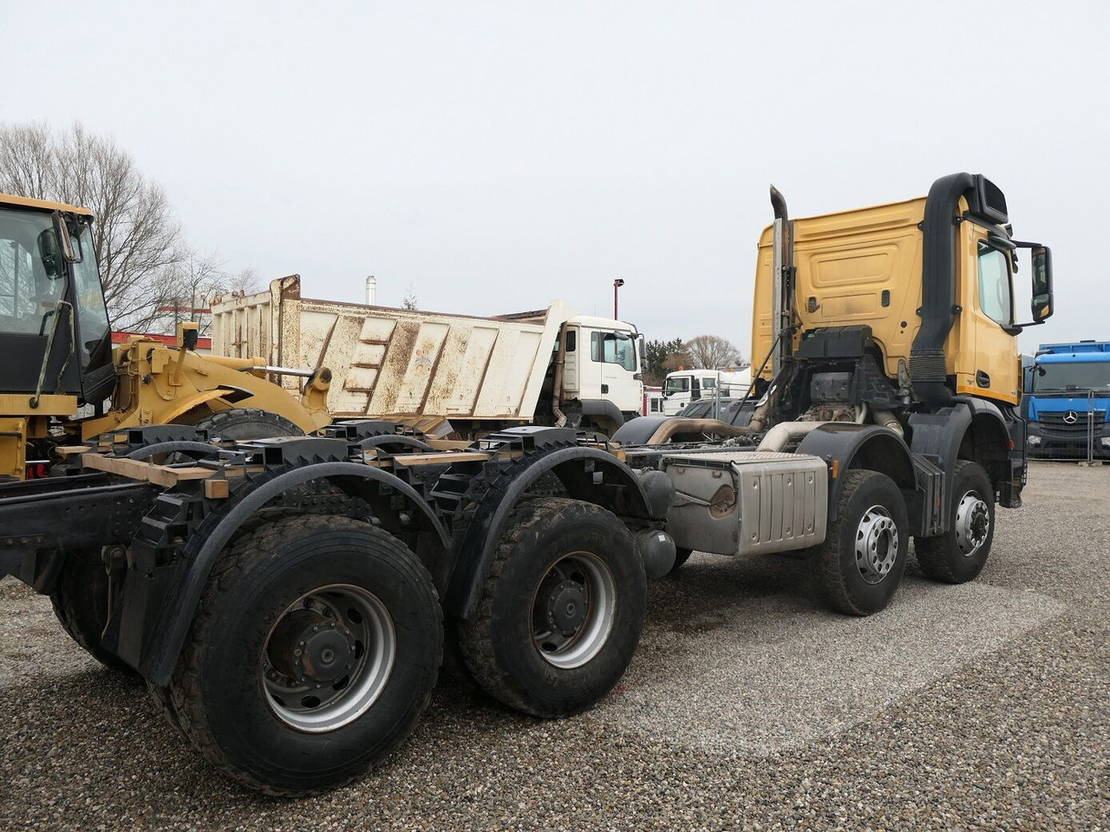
left=1033, top=362, right=1110, bottom=392
left=0, top=208, right=66, bottom=335
left=664, top=376, right=690, bottom=395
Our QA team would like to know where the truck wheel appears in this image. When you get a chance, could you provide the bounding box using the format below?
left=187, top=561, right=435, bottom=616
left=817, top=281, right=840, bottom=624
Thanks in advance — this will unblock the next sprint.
left=817, top=470, right=908, bottom=616
left=915, top=461, right=995, bottom=584
left=195, top=408, right=303, bottom=440
left=458, top=497, right=646, bottom=718
left=169, top=515, right=442, bottom=796
left=50, top=549, right=138, bottom=677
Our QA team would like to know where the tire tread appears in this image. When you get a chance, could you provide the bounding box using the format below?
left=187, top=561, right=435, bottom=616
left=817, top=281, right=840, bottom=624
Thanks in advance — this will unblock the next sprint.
left=168, top=514, right=440, bottom=796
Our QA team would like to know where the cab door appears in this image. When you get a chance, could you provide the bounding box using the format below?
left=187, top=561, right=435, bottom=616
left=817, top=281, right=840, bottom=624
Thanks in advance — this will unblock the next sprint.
left=589, top=329, right=643, bottom=414
left=959, top=224, right=1020, bottom=405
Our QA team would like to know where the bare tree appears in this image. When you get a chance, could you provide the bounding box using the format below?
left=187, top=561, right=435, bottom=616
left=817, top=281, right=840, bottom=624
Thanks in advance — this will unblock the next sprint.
left=686, top=334, right=743, bottom=369
left=401, top=284, right=418, bottom=311
left=156, top=252, right=224, bottom=336
left=225, top=267, right=262, bottom=297
left=0, top=122, right=182, bottom=330
left=161, top=255, right=263, bottom=336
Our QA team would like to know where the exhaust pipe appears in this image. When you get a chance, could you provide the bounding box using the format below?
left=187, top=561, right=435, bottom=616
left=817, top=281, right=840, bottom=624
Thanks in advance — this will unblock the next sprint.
left=769, top=185, right=794, bottom=380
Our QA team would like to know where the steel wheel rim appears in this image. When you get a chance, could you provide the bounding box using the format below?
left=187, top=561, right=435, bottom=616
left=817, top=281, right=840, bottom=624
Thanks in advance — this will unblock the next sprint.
left=261, top=583, right=396, bottom=733
left=854, top=504, right=898, bottom=584
left=530, top=551, right=616, bottom=669
left=954, top=491, right=990, bottom=557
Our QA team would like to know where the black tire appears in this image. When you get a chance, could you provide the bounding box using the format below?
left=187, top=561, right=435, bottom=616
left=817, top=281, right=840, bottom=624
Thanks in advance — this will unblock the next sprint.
left=50, top=549, right=139, bottom=677
left=458, top=497, right=646, bottom=718
left=915, top=460, right=995, bottom=584
left=669, top=547, right=693, bottom=573
left=817, top=470, right=909, bottom=616
left=169, top=515, right=443, bottom=796
left=195, top=408, right=304, bottom=441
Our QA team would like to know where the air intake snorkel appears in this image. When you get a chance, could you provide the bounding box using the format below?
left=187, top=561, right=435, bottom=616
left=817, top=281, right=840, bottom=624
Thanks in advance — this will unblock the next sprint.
left=909, top=172, right=977, bottom=404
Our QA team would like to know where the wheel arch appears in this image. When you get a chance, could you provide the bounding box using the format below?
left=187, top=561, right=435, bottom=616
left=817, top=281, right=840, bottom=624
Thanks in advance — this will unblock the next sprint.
left=445, top=446, right=660, bottom=620
left=141, top=462, right=449, bottom=686
left=955, top=397, right=1012, bottom=493
left=796, top=424, right=916, bottom=524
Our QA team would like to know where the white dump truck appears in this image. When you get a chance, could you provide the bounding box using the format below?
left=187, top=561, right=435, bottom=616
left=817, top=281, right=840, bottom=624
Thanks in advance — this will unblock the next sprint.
left=210, top=276, right=644, bottom=438
left=661, top=367, right=751, bottom=415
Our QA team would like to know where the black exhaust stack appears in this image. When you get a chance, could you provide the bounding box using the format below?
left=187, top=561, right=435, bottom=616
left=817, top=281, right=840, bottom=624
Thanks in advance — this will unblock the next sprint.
left=909, top=172, right=976, bottom=404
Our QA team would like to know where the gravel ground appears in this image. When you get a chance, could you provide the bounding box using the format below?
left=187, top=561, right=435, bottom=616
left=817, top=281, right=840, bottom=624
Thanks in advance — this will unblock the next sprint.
left=1, top=462, right=1107, bottom=831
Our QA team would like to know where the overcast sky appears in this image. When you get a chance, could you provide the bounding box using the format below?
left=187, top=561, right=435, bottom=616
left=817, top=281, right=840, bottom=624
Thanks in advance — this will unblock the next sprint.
left=4, top=1, right=1107, bottom=356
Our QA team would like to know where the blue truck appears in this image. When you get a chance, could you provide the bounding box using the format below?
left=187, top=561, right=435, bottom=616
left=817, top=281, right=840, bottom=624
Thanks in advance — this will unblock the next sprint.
left=1026, top=341, right=1110, bottom=459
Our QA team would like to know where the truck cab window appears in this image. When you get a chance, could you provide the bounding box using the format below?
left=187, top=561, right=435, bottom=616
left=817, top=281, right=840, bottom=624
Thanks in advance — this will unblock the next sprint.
left=977, top=243, right=1012, bottom=327
left=590, top=331, right=636, bottom=371
left=664, top=376, right=690, bottom=395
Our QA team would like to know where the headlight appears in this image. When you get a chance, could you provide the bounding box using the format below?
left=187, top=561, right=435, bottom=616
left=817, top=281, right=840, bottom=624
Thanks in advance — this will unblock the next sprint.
left=1028, top=435, right=1041, bottom=446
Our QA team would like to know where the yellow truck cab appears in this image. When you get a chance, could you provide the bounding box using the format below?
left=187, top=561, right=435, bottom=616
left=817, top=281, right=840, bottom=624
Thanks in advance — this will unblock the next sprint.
left=750, top=173, right=1052, bottom=509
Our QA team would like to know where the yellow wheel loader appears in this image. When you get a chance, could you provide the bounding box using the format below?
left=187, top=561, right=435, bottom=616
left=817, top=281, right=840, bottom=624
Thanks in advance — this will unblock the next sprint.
left=0, top=193, right=331, bottom=480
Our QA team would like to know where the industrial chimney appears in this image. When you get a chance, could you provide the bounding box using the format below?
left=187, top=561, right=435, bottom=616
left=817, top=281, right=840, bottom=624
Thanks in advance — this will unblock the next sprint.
left=365, top=275, right=377, bottom=305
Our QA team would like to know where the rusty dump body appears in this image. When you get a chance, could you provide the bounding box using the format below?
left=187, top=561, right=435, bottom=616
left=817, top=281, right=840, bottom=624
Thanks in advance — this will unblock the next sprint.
left=211, top=276, right=579, bottom=433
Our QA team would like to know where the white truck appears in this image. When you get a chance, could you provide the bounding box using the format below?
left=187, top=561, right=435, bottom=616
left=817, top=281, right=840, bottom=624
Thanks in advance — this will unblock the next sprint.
left=210, top=276, right=644, bottom=438
left=661, top=368, right=751, bottom=415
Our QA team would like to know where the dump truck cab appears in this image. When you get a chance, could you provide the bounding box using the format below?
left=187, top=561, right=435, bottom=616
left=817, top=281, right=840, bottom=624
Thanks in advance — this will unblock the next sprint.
left=559, top=314, right=644, bottom=425
left=0, top=195, right=114, bottom=479
left=750, top=173, right=1053, bottom=506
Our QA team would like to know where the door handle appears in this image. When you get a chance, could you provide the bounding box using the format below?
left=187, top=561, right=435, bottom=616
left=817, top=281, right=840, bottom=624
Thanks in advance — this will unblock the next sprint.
left=601, top=384, right=609, bottom=394
left=976, top=370, right=990, bottom=388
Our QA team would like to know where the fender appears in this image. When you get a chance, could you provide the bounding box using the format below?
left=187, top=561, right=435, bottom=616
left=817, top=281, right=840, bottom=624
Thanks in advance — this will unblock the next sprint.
left=612, top=415, right=671, bottom=445
left=141, top=462, right=449, bottom=685
left=446, top=446, right=656, bottom=619
left=796, top=423, right=916, bottom=523
left=955, top=395, right=1021, bottom=505
left=578, top=398, right=626, bottom=428
left=358, top=434, right=434, bottom=453
left=957, top=395, right=1011, bottom=436
left=907, top=402, right=972, bottom=528
left=80, top=389, right=229, bottom=441
left=125, top=441, right=224, bottom=461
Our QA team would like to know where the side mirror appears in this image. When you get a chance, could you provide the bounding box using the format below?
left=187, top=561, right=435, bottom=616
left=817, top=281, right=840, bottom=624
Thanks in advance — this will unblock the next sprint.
left=52, top=212, right=79, bottom=263
left=37, top=229, right=63, bottom=278
left=1009, top=240, right=1053, bottom=326
left=1030, top=246, right=1053, bottom=322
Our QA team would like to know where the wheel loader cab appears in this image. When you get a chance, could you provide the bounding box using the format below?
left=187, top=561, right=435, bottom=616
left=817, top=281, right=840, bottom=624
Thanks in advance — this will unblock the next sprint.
left=0, top=197, right=113, bottom=404
left=0, top=196, right=116, bottom=480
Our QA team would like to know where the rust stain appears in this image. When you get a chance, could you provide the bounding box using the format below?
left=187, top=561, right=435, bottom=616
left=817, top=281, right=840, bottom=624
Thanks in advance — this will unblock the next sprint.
left=371, top=320, right=419, bottom=413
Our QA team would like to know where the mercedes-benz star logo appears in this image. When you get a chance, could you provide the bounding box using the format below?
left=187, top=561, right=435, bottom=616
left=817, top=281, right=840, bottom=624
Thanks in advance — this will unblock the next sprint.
left=1062, top=410, right=1079, bottom=424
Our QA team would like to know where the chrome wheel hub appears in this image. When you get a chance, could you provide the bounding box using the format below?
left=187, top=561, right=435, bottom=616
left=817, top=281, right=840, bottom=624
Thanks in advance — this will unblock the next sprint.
left=955, top=491, right=990, bottom=557
left=531, top=552, right=616, bottom=669
left=854, top=505, right=899, bottom=584
left=262, top=583, right=395, bottom=733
